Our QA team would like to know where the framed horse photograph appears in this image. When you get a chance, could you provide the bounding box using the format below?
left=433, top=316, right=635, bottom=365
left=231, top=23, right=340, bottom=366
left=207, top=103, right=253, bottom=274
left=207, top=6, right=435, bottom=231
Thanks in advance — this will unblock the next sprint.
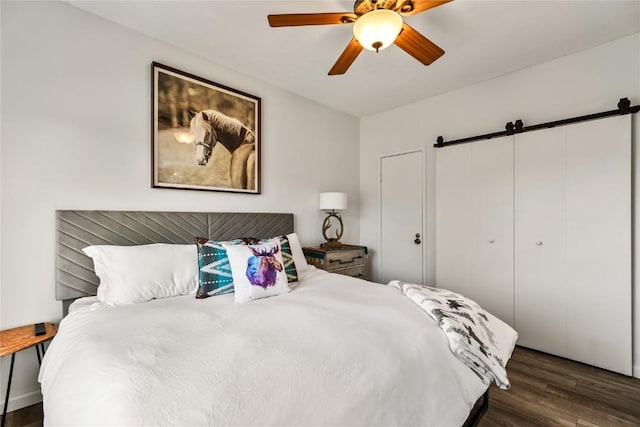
left=151, top=62, right=261, bottom=193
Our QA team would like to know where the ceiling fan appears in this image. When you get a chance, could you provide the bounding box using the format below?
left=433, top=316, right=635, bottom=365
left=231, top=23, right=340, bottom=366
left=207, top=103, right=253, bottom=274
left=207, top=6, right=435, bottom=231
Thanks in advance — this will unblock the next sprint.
left=267, top=0, right=452, bottom=75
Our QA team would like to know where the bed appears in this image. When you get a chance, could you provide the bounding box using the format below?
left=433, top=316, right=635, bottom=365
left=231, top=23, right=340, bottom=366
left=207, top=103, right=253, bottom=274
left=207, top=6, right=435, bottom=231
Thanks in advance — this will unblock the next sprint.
left=42, top=210, right=517, bottom=426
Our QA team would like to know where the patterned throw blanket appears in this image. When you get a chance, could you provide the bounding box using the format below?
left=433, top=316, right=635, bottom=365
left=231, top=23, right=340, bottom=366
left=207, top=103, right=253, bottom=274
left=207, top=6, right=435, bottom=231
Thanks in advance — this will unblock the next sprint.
left=389, top=280, right=511, bottom=390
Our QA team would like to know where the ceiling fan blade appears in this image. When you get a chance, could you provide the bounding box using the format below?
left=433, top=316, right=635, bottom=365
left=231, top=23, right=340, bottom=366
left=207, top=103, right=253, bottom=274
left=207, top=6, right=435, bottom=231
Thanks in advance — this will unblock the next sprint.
left=397, top=0, right=452, bottom=16
left=328, top=38, right=363, bottom=75
left=268, top=13, right=356, bottom=27
left=394, top=22, right=444, bottom=66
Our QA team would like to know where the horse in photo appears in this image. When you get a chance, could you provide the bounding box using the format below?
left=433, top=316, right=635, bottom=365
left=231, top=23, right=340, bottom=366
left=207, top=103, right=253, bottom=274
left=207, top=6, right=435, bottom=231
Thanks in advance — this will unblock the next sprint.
left=189, top=110, right=256, bottom=190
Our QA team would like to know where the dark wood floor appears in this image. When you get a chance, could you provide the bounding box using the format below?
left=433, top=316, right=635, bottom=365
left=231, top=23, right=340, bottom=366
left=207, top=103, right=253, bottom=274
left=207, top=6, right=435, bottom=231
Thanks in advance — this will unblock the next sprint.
left=0, top=402, right=42, bottom=427
left=2, top=347, right=639, bottom=427
left=480, top=347, right=640, bottom=426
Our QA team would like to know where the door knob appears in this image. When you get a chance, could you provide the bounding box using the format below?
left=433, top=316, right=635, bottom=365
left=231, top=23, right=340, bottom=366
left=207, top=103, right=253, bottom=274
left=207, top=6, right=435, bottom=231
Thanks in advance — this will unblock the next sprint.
left=414, top=238, right=421, bottom=244
left=536, top=241, right=543, bottom=246
left=415, top=233, right=421, bottom=238
left=489, top=239, right=495, bottom=244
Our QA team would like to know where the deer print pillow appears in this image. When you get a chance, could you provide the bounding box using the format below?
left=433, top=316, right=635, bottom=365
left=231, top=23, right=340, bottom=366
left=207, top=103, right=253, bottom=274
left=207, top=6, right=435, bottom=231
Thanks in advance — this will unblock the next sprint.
left=259, top=235, right=298, bottom=283
left=224, top=239, right=291, bottom=303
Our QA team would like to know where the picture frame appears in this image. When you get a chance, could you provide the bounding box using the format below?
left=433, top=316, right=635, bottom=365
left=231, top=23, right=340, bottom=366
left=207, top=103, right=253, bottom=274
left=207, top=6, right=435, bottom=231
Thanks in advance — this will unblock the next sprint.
left=151, top=62, right=261, bottom=193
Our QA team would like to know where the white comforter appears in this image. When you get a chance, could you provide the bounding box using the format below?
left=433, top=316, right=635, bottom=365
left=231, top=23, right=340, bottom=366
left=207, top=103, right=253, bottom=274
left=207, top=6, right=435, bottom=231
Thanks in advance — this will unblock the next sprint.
left=40, top=268, right=516, bottom=426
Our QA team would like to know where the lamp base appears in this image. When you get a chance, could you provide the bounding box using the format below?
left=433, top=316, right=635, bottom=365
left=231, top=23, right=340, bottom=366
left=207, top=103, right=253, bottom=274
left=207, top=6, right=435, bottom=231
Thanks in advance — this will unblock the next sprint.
left=320, top=239, right=344, bottom=250
left=321, top=211, right=344, bottom=249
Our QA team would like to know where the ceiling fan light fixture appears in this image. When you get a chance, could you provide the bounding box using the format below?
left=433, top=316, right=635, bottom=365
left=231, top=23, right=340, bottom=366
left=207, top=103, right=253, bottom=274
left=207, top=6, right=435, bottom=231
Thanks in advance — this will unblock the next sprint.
left=353, top=9, right=402, bottom=53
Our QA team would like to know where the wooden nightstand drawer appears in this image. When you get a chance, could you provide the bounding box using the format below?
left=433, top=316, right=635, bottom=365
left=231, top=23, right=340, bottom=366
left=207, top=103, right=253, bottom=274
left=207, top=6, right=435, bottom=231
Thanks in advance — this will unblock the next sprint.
left=334, top=265, right=365, bottom=279
left=325, top=249, right=364, bottom=271
left=303, top=244, right=368, bottom=280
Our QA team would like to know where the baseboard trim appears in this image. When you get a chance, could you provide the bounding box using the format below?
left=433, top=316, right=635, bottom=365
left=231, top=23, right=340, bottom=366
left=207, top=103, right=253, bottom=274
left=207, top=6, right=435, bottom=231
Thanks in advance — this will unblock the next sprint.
left=633, top=365, right=640, bottom=379
left=0, top=390, right=42, bottom=413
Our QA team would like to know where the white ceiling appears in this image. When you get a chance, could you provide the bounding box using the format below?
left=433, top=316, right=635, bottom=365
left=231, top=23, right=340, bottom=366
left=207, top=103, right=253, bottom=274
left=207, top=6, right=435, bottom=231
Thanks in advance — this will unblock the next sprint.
left=69, top=0, right=640, bottom=117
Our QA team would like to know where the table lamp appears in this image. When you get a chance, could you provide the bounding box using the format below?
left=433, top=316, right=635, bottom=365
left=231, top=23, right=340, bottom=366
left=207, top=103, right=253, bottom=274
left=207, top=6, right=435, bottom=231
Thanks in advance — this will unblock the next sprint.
left=319, top=192, right=347, bottom=249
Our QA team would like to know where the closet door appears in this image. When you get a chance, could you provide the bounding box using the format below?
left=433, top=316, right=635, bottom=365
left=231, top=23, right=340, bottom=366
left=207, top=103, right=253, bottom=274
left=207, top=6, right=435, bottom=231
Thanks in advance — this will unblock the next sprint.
left=469, top=137, right=514, bottom=326
left=436, top=137, right=514, bottom=326
left=514, top=127, right=567, bottom=356
left=565, top=115, right=631, bottom=375
left=436, top=144, right=473, bottom=292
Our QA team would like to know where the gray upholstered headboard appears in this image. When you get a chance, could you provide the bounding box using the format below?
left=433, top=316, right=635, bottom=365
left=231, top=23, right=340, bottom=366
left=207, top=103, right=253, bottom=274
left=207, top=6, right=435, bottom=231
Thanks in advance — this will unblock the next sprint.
left=56, top=211, right=294, bottom=308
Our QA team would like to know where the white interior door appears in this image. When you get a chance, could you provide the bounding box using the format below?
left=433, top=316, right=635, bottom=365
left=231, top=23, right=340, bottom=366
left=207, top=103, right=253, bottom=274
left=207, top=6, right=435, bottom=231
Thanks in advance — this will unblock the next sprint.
left=514, top=127, right=567, bottom=356
left=379, top=150, right=424, bottom=284
left=565, top=115, right=631, bottom=375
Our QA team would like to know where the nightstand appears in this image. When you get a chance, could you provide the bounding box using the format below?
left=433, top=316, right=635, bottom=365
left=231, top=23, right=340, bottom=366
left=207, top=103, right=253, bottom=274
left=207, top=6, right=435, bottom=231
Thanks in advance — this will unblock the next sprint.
left=303, top=244, right=367, bottom=279
left=0, top=323, right=57, bottom=427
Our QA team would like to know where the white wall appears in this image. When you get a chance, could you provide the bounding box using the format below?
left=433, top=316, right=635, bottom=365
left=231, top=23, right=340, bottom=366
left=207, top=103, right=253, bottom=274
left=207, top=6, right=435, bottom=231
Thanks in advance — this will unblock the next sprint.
left=360, top=34, right=640, bottom=376
left=0, top=1, right=360, bottom=411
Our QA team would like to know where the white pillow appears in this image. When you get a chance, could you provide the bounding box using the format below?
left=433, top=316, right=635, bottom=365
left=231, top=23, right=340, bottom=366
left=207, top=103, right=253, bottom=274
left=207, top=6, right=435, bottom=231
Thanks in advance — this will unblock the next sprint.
left=82, top=243, right=198, bottom=305
left=286, top=232, right=309, bottom=272
left=224, top=240, right=290, bottom=303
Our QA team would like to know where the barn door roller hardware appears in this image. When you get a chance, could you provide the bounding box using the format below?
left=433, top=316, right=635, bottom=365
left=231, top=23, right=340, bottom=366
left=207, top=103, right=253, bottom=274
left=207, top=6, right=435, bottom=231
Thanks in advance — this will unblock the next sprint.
left=435, top=97, right=639, bottom=148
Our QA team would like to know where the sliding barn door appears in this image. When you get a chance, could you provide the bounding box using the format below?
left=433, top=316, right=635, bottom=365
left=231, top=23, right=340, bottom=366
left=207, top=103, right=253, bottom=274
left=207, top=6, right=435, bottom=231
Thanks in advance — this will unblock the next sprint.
left=438, top=115, right=631, bottom=374
left=436, top=144, right=473, bottom=294
left=515, top=116, right=631, bottom=375
left=514, top=127, right=567, bottom=356
left=436, top=137, right=514, bottom=326
left=565, top=115, right=631, bottom=375
left=469, top=137, right=514, bottom=326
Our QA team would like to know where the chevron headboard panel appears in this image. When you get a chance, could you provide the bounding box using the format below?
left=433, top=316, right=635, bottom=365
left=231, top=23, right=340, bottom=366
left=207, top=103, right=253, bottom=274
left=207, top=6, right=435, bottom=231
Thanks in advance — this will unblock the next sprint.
left=56, top=210, right=294, bottom=304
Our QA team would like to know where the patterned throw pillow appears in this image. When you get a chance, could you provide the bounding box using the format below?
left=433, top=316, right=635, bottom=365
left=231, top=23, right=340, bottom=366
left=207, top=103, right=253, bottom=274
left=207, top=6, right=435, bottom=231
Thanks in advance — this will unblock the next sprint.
left=285, top=232, right=309, bottom=273
left=262, top=236, right=298, bottom=283
left=195, top=237, right=245, bottom=299
left=223, top=239, right=291, bottom=303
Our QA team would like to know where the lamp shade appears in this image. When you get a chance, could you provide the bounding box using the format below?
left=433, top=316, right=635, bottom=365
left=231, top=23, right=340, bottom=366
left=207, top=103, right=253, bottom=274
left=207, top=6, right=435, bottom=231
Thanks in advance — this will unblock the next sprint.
left=319, top=192, right=347, bottom=210
left=353, top=9, right=403, bottom=52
